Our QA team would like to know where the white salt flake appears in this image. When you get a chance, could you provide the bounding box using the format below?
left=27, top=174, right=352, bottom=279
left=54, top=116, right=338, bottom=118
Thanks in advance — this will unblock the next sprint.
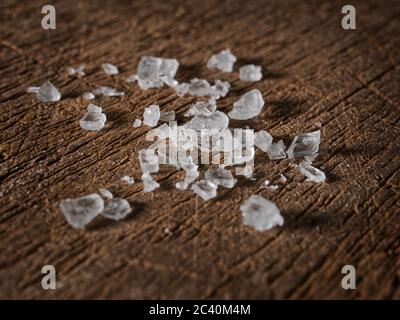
left=27, top=86, right=40, bottom=93
left=137, top=56, right=179, bottom=90
left=184, top=111, right=229, bottom=132
left=287, top=130, right=320, bottom=159
left=239, top=64, right=262, bottom=82
left=79, top=103, right=106, bottom=131
left=102, top=63, right=119, bottom=75
left=142, top=172, right=160, bottom=193
left=266, top=140, right=286, bottom=160
left=188, top=78, right=212, bottom=96
left=121, top=175, right=135, bottom=185
left=210, top=80, right=230, bottom=98
left=82, top=92, right=95, bottom=100
left=138, top=149, right=159, bottom=173
left=184, top=101, right=217, bottom=117
left=133, top=119, right=142, bottom=127
left=207, top=49, right=236, bottom=73
left=192, top=180, right=218, bottom=201
left=280, top=173, right=287, bottom=183
left=254, top=130, right=273, bottom=152
left=126, top=74, right=138, bottom=83
left=143, top=104, right=160, bottom=127
left=241, top=195, right=283, bottom=231
left=59, top=193, right=104, bottom=229
left=34, top=81, right=61, bottom=102
left=204, top=167, right=236, bottom=188
left=99, top=188, right=113, bottom=199
left=228, top=89, right=264, bottom=120
left=66, top=65, right=85, bottom=76
left=101, top=198, right=132, bottom=221
left=298, top=160, right=326, bottom=183
left=176, top=156, right=199, bottom=190
left=93, top=86, right=124, bottom=96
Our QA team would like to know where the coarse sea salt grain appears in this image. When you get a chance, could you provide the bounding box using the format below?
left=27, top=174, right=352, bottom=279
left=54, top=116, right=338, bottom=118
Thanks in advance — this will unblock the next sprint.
left=121, top=175, right=135, bottom=185
left=192, top=180, right=218, bottom=201
left=142, top=172, right=160, bottom=193
left=102, top=63, right=119, bottom=75
left=254, top=130, right=273, bottom=152
left=79, top=103, right=106, bottom=131
left=241, top=195, right=283, bottom=231
left=266, top=140, right=286, bottom=160
left=207, top=49, right=237, bottom=73
left=93, top=86, right=124, bottom=97
left=34, top=81, right=61, bottom=102
left=99, top=188, right=113, bottom=199
left=133, top=119, right=142, bottom=127
left=298, top=160, right=326, bottom=183
left=82, top=92, right=95, bottom=100
left=184, top=101, right=217, bottom=117
left=59, top=193, right=104, bottom=229
left=66, top=65, right=85, bottom=76
left=239, top=64, right=262, bottom=82
left=204, top=167, right=236, bottom=188
left=143, top=105, right=160, bottom=127
left=287, top=130, right=320, bottom=159
left=228, top=89, right=264, bottom=120
left=136, top=56, right=179, bottom=90
left=101, top=198, right=132, bottom=221
left=184, top=111, right=229, bottom=133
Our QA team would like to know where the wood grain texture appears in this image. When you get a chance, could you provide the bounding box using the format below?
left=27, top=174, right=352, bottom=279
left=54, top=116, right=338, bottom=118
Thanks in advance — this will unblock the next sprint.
left=0, top=0, right=399, bottom=299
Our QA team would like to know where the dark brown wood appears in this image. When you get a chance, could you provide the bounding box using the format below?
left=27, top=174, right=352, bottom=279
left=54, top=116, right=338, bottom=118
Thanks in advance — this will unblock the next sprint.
left=0, top=0, right=399, bottom=299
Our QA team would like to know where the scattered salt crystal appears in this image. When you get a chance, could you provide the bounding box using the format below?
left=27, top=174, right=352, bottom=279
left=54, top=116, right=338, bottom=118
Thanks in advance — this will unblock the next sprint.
left=280, top=174, right=287, bottom=183
left=298, top=160, right=326, bottom=183
left=204, top=167, right=236, bottom=188
left=138, top=149, right=159, bottom=173
left=137, top=56, right=179, bottom=90
left=254, top=130, right=273, bottom=152
left=101, top=198, right=132, bottom=220
left=239, top=65, right=262, bottom=82
left=59, top=193, right=104, bottom=229
left=228, top=89, right=264, bottom=120
left=210, top=80, right=230, bottom=98
left=184, top=111, right=229, bottom=132
left=207, top=49, right=236, bottom=73
left=184, top=101, right=217, bottom=117
left=188, top=78, right=212, bottom=96
left=99, top=188, right=113, bottom=199
left=133, top=119, right=142, bottom=127
left=82, top=92, right=95, bottom=100
left=143, top=104, right=160, bottom=127
left=126, top=74, right=138, bottom=83
left=175, top=83, right=190, bottom=97
left=160, top=111, right=176, bottom=122
left=93, top=86, right=124, bottom=96
left=176, top=157, right=199, bottom=190
left=266, top=140, right=286, bottom=160
left=27, top=86, right=40, bottom=93
left=241, top=195, right=283, bottom=231
left=192, top=180, right=218, bottom=201
left=121, top=175, right=135, bottom=185
left=35, top=81, right=61, bottom=102
left=79, top=103, right=106, bottom=131
left=287, top=130, right=320, bottom=159
left=66, top=65, right=85, bottom=76
left=148, top=123, right=170, bottom=141
left=102, top=63, right=119, bottom=75
left=142, top=172, right=160, bottom=193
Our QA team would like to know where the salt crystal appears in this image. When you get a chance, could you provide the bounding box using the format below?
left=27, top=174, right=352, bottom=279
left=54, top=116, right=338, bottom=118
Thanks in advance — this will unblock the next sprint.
left=66, top=65, right=85, bottom=76
left=148, top=123, right=170, bottom=141
left=82, top=92, right=95, bottom=100
left=254, top=130, right=273, bottom=152
left=210, top=80, right=230, bottom=98
left=207, top=49, right=236, bottom=73
left=126, top=74, right=138, bottom=83
left=280, top=174, right=287, bottom=183
left=36, top=81, right=61, bottom=102
left=239, top=65, right=262, bottom=82
left=266, top=140, right=286, bottom=160
left=143, top=104, right=160, bottom=127
left=142, top=172, right=160, bottom=192
left=188, top=78, right=212, bottom=96
left=192, top=180, right=218, bottom=201
left=102, top=63, right=119, bottom=75
left=184, top=101, right=217, bottom=117
left=241, top=195, right=283, bottom=231
left=160, top=111, right=175, bottom=122
left=184, top=111, right=229, bottom=132
left=228, top=89, right=264, bottom=120
left=133, top=119, right=142, bottom=127
left=138, top=149, right=159, bottom=173
left=204, top=167, right=236, bottom=188
left=27, top=86, right=40, bottom=93
left=99, top=188, right=113, bottom=199
left=59, top=193, right=104, bottom=229
left=79, top=103, right=106, bottom=131
left=176, top=157, right=199, bottom=189
left=93, top=86, right=124, bottom=96
left=287, top=130, right=320, bottom=159
left=175, top=83, right=190, bottom=97
left=298, top=160, right=326, bottom=183
left=101, top=198, right=132, bottom=221
left=137, top=56, right=179, bottom=90
left=121, top=175, right=135, bottom=185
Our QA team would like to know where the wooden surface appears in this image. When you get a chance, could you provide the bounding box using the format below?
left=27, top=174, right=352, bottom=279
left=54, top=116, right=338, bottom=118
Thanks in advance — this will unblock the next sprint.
left=0, top=0, right=399, bottom=299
